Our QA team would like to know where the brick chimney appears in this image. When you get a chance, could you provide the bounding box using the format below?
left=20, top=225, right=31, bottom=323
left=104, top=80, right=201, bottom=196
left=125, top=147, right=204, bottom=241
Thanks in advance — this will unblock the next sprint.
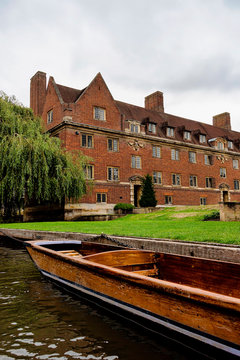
left=213, top=112, right=231, bottom=130
left=30, top=71, right=46, bottom=116
left=145, top=91, right=164, bottom=113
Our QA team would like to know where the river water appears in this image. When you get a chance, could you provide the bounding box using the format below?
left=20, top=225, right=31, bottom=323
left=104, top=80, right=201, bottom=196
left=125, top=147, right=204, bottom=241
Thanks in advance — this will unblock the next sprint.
left=0, top=241, right=192, bottom=360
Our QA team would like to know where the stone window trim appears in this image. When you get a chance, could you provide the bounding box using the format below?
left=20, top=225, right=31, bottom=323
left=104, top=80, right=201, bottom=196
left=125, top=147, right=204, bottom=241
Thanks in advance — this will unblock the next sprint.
left=108, top=138, right=119, bottom=152
left=131, top=155, right=141, bottom=169
left=199, top=134, right=206, bottom=143
left=47, top=109, right=53, bottom=124
left=165, top=195, right=172, bottom=205
left=228, top=141, right=233, bottom=150
left=107, top=167, right=119, bottom=181
left=129, top=121, right=140, bottom=133
left=96, top=193, right=107, bottom=203
left=200, top=197, right=207, bottom=205
left=172, top=173, right=181, bottom=186
left=189, top=175, right=198, bottom=187
left=189, top=151, right=196, bottom=163
left=153, top=171, right=162, bottom=185
left=233, top=159, right=239, bottom=169
left=152, top=145, right=161, bottom=158
left=205, top=177, right=215, bottom=188
left=93, top=106, right=106, bottom=121
left=234, top=180, right=240, bottom=190
left=204, top=154, right=213, bottom=165
left=81, top=133, right=93, bottom=148
left=148, top=123, right=156, bottom=133
left=84, top=164, right=94, bottom=180
left=166, top=127, right=174, bottom=137
left=220, top=167, right=226, bottom=178
left=183, top=131, right=191, bottom=141
left=171, top=148, right=180, bottom=161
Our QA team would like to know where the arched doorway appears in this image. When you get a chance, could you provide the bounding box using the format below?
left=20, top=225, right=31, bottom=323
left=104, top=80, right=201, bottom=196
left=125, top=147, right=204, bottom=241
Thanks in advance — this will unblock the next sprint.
left=129, top=175, right=143, bottom=207
left=219, top=183, right=230, bottom=202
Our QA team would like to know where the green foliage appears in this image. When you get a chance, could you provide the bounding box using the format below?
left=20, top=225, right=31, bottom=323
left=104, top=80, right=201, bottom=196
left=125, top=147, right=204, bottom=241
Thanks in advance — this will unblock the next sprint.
left=114, top=203, right=134, bottom=211
left=202, top=210, right=220, bottom=221
left=0, top=93, right=87, bottom=218
left=139, top=174, right=157, bottom=207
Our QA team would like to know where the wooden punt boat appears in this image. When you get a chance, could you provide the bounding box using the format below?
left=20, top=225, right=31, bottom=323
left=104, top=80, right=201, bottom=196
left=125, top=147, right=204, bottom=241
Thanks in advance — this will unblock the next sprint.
left=25, top=239, right=240, bottom=359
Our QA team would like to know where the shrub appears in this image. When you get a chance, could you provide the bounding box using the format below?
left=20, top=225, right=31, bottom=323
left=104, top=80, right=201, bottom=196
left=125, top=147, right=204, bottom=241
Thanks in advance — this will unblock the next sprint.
left=202, top=210, right=220, bottom=221
left=114, top=203, right=134, bottom=211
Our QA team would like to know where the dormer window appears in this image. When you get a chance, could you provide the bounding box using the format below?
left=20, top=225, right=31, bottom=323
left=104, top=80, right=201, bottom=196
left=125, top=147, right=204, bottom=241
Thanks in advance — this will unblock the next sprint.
left=166, top=127, right=174, bottom=137
left=199, top=134, right=206, bottom=143
left=130, top=121, right=140, bottom=133
left=184, top=131, right=191, bottom=140
left=94, top=106, right=106, bottom=121
left=228, top=141, right=233, bottom=149
left=217, top=141, right=224, bottom=150
left=148, top=123, right=156, bottom=133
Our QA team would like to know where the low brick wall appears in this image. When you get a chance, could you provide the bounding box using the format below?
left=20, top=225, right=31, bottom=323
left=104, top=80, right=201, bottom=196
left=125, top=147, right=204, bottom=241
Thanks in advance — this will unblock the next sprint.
left=1, top=228, right=240, bottom=263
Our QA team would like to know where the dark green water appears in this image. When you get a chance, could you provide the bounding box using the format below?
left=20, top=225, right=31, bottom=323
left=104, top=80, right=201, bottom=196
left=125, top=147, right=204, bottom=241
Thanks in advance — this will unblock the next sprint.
left=0, top=241, right=191, bottom=360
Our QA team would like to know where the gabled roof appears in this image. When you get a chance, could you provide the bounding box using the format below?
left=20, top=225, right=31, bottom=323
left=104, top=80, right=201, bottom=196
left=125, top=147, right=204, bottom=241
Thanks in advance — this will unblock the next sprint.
left=56, top=84, right=86, bottom=103
left=116, top=100, right=240, bottom=146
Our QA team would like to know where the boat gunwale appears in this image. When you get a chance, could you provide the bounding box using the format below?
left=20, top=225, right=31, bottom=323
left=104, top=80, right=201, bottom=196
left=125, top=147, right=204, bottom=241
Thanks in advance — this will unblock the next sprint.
left=26, top=240, right=240, bottom=312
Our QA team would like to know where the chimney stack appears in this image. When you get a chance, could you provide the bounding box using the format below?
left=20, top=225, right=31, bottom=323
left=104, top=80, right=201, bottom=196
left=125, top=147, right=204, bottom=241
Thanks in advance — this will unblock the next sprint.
left=30, top=71, right=46, bottom=116
left=213, top=112, right=231, bottom=130
left=145, top=91, right=164, bottom=113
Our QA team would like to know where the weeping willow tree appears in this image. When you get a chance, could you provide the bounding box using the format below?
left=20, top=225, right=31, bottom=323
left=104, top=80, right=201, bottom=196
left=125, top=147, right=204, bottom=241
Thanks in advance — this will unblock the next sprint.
left=0, top=92, right=87, bottom=219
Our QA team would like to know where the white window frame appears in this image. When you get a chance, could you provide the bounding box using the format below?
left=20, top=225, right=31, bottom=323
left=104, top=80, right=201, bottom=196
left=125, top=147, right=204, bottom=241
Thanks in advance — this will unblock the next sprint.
left=94, top=106, right=106, bottom=121
left=189, top=175, right=197, bottom=187
left=184, top=131, right=191, bottom=140
left=130, top=122, right=140, bottom=133
left=82, top=134, right=93, bottom=148
left=47, top=109, right=53, bottom=124
left=152, top=146, right=161, bottom=158
left=108, top=138, right=118, bottom=152
left=148, top=123, right=156, bottom=133
left=189, top=151, right=196, bottom=163
left=199, top=134, right=206, bottom=143
left=172, top=173, right=181, bottom=186
left=206, top=177, right=214, bottom=188
left=84, top=164, right=94, bottom=180
left=220, top=167, right=226, bottom=178
left=228, top=141, right=233, bottom=149
left=107, top=167, right=119, bottom=181
left=234, top=180, right=240, bottom=190
left=131, top=155, right=141, bottom=169
left=153, top=171, right=162, bottom=184
left=166, top=127, right=174, bottom=137
left=96, top=193, right=107, bottom=203
left=171, top=148, right=179, bottom=161
left=233, top=159, right=239, bottom=169
left=204, top=154, right=212, bottom=165
left=217, top=141, right=224, bottom=150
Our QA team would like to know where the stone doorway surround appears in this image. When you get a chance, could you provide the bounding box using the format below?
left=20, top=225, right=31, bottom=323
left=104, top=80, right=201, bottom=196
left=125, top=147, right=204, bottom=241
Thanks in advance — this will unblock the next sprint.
left=219, top=183, right=230, bottom=202
left=129, top=175, right=143, bottom=207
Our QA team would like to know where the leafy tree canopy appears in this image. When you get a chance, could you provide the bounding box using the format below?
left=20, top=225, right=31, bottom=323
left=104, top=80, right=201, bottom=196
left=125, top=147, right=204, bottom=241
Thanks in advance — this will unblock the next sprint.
left=139, top=174, right=157, bottom=207
left=0, top=92, right=87, bottom=217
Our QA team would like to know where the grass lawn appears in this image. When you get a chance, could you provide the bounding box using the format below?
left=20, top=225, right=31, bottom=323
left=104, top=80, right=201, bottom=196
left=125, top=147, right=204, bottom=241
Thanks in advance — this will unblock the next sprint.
left=1, top=206, right=240, bottom=245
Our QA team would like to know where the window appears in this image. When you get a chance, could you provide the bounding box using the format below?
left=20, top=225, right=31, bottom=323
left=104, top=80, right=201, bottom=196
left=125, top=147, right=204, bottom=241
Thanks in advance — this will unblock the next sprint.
left=96, top=193, right=107, bottom=203
left=84, top=165, right=94, bottom=180
left=220, top=168, right=226, bottom=178
left=189, top=151, right=196, bottom=163
left=234, top=180, right=240, bottom=190
left=228, top=141, right=233, bottom=149
left=82, top=134, right=93, bottom=148
left=204, top=154, right=213, bottom=165
left=165, top=195, right=172, bottom=205
left=200, top=197, right=207, bottom=205
left=107, top=167, right=119, bottom=181
left=131, top=155, right=141, bottom=169
left=199, top=134, right=206, bottom=143
left=148, top=123, right=156, bottom=133
left=206, top=177, right=214, bottom=188
left=47, top=109, right=53, bottom=124
left=108, top=138, right=118, bottom=152
left=233, top=159, right=239, bottom=169
left=153, top=171, right=162, bottom=184
left=184, top=131, right=191, bottom=140
left=94, top=106, right=106, bottom=120
left=166, top=127, right=174, bottom=137
left=171, top=148, right=179, bottom=160
left=130, top=122, right=140, bottom=133
left=217, top=141, right=224, bottom=150
left=152, top=146, right=161, bottom=158
left=172, top=174, right=181, bottom=186
left=189, top=175, right=197, bottom=187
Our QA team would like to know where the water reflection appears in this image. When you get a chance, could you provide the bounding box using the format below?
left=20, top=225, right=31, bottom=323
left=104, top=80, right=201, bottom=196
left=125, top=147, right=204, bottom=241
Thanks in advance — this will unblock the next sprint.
left=0, top=241, right=191, bottom=360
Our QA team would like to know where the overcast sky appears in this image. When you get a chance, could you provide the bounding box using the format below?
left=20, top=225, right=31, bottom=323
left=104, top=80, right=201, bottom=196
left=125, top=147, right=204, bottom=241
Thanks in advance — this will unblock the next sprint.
left=1, top=0, right=240, bottom=130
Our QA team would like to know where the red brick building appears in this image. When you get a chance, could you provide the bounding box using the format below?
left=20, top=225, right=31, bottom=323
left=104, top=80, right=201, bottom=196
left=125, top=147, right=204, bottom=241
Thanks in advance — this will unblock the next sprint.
left=30, top=71, right=240, bottom=219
